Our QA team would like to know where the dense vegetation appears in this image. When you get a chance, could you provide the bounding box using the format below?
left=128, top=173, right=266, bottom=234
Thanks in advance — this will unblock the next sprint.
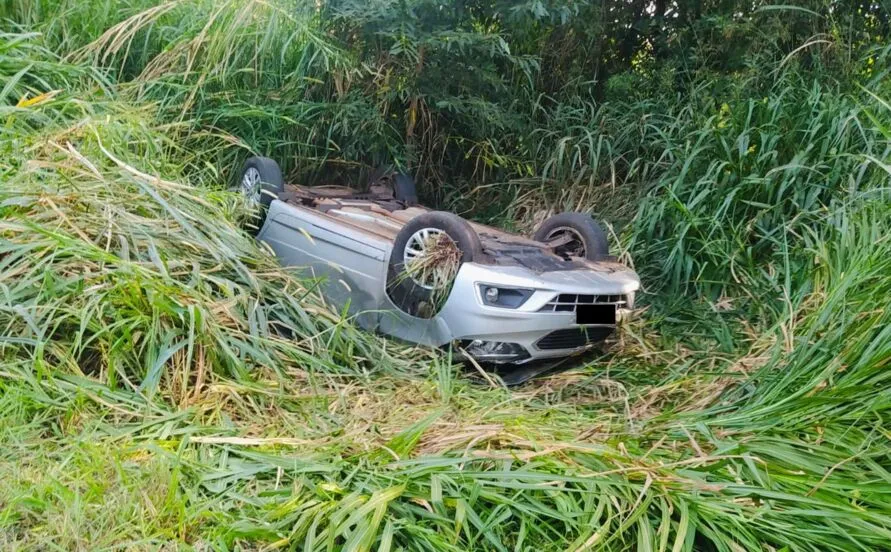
left=1, top=0, right=890, bottom=550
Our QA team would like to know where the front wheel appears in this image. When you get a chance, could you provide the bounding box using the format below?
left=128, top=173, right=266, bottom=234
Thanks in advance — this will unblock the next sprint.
left=533, top=212, right=609, bottom=261
left=387, top=212, right=481, bottom=318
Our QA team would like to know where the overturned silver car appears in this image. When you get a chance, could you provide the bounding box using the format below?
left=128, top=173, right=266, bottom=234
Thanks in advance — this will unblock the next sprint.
left=239, top=157, right=640, bottom=365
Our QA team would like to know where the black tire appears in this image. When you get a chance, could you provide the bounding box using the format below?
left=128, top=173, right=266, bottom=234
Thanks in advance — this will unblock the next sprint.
left=237, top=156, right=284, bottom=231
left=533, top=212, right=609, bottom=260
left=393, top=174, right=418, bottom=205
left=387, top=211, right=481, bottom=318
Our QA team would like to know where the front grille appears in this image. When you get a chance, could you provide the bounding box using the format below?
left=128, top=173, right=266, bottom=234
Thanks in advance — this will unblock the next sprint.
left=535, top=327, right=613, bottom=350
left=538, top=293, right=627, bottom=313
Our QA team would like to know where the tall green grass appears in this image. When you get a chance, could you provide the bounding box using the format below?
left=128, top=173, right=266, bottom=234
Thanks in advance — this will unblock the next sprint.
left=1, top=2, right=891, bottom=550
left=0, top=31, right=423, bottom=394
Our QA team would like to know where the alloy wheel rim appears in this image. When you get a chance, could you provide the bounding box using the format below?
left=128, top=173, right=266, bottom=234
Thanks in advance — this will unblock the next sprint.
left=403, top=228, right=456, bottom=289
left=241, top=167, right=261, bottom=205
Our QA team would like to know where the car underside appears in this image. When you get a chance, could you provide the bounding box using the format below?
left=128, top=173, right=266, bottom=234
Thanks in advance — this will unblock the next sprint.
left=240, top=157, right=641, bottom=368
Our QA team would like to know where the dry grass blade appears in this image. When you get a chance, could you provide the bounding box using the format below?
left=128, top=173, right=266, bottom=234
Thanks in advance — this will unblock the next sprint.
left=1, top=6, right=891, bottom=551
left=404, top=233, right=461, bottom=291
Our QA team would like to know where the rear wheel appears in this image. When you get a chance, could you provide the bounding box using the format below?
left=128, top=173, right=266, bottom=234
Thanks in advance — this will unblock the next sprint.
left=387, top=212, right=481, bottom=318
left=533, top=212, right=609, bottom=260
left=366, top=167, right=418, bottom=205
left=237, top=156, right=284, bottom=232
left=393, top=174, right=418, bottom=205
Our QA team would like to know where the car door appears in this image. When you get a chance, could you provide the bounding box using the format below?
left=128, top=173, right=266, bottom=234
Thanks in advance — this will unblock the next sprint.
left=257, top=200, right=391, bottom=330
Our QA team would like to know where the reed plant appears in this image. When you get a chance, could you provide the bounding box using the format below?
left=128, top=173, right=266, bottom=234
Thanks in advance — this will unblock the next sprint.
left=1, top=2, right=890, bottom=549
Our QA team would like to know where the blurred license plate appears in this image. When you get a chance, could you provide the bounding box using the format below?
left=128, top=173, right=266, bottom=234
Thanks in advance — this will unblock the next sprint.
left=576, top=304, right=615, bottom=325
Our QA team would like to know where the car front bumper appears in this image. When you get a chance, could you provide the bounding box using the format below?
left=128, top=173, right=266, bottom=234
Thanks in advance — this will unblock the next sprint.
left=377, top=261, right=641, bottom=364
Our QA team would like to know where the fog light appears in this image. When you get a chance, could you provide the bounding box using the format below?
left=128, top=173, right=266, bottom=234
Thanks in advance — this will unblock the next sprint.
left=484, top=287, right=499, bottom=302
left=460, top=340, right=529, bottom=363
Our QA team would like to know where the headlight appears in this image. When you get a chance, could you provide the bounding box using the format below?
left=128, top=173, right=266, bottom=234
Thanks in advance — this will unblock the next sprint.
left=478, top=285, right=533, bottom=308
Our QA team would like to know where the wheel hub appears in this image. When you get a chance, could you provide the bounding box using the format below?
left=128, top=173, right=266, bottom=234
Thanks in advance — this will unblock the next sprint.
left=403, top=228, right=460, bottom=290
left=545, top=226, right=586, bottom=259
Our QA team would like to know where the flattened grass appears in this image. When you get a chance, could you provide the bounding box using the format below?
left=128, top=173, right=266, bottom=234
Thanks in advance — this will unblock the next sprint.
left=0, top=6, right=890, bottom=551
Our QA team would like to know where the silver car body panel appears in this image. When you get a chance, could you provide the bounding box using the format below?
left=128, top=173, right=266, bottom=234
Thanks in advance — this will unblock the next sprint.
left=258, top=198, right=641, bottom=362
